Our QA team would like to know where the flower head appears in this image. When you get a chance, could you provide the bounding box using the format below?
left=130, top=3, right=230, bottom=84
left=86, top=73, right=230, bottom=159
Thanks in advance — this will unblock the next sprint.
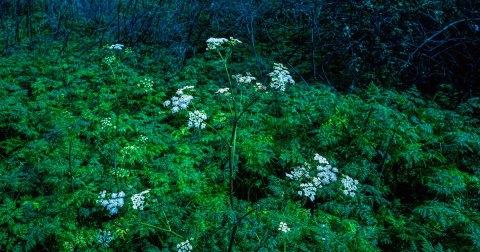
left=188, top=110, right=207, bottom=129
left=232, top=72, right=256, bottom=84
left=177, top=240, right=193, bottom=252
left=278, top=222, right=291, bottom=233
left=137, top=77, right=154, bottom=92
left=215, top=87, right=230, bottom=95
left=268, top=63, right=295, bottom=91
left=131, top=189, right=150, bottom=210
left=254, top=82, right=267, bottom=91
left=206, top=37, right=242, bottom=51
left=206, top=37, right=229, bottom=50
left=109, top=44, right=124, bottom=50
left=164, top=86, right=195, bottom=113
left=97, top=191, right=125, bottom=215
left=341, top=175, right=359, bottom=197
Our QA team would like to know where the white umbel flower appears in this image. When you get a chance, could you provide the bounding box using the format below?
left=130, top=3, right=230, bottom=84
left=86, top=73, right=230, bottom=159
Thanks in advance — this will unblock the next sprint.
left=131, top=189, right=150, bottom=210
left=299, top=183, right=317, bottom=201
left=177, top=240, right=193, bottom=252
left=206, top=37, right=241, bottom=51
left=109, top=44, right=124, bottom=50
left=278, top=222, right=291, bottom=233
left=188, top=110, right=208, bottom=129
left=268, top=63, right=295, bottom=91
left=232, top=73, right=256, bottom=84
left=97, top=190, right=125, bottom=215
left=341, top=176, right=359, bottom=197
left=206, top=37, right=228, bottom=50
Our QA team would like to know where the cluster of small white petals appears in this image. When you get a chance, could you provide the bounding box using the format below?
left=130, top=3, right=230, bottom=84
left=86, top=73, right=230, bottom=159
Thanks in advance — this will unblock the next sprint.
left=316, top=164, right=338, bottom=185
left=109, top=44, right=124, bottom=50
left=101, top=117, right=113, bottom=129
left=176, top=85, right=195, bottom=95
left=206, top=37, right=242, bottom=50
left=216, top=87, right=230, bottom=94
left=163, top=87, right=195, bottom=113
left=268, top=63, right=295, bottom=91
left=341, top=176, right=359, bottom=197
left=97, top=191, right=125, bottom=215
left=97, top=229, right=113, bottom=248
left=286, top=162, right=311, bottom=180
left=287, top=154, right=352, bottom=201
left=254, top=82, right=267, bottom=91
left=228, top=37, right=242, bottom=45
left=137, top=77, right=154, bottom=92
left=232, top=72, right=256, bottom=84
left=206, top=37, right=229, bottom=50
left=177, top=240, right=193, bottom=252
left=188, top=110, right=208, bottom=129
left=299, top=182, right=317, bottom=201
left=131, top=189, right=150, bottom=210
left=278, top=222, right=291, bottom=233
left=314, top=153, right=329, bottom=165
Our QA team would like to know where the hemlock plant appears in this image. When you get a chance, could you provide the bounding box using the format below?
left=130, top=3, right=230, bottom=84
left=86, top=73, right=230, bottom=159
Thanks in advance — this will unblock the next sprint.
left=0, top=36, right=479, bottom=252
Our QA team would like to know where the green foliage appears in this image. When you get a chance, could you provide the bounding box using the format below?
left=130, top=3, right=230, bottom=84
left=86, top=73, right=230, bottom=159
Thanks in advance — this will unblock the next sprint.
left=0, top=35, right=479, bottom=252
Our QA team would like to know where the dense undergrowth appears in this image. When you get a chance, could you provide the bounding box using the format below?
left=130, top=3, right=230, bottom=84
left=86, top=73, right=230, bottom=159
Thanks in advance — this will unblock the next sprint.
left=1, top=38, right=479, bottom=252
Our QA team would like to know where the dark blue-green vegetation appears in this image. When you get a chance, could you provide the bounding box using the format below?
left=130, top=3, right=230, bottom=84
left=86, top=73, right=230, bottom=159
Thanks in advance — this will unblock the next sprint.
left=1, top=1, right=479, bottom=251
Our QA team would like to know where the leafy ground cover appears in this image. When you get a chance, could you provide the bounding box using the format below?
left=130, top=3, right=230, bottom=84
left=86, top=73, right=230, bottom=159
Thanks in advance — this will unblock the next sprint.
left=1, top=38, right=479, bottom=251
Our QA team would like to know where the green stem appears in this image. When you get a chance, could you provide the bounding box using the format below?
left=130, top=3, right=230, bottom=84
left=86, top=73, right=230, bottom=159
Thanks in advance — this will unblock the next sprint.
left=228, top=122, right=237, bottom=210
left=218, top=51, right=237, bottom=117
left=284, top=240, right=286, bottom=252
left=68, top=139, right=74, bottom=192
left=140, top=222, right=185, bottom=239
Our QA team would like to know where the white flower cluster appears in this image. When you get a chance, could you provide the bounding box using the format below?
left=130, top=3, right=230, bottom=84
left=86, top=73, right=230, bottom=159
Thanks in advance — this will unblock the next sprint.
left=206, top=37, right=242, bottom=50
left=278, top=222, right=291, bottom=233
left=97, top=229, right=113, bottom=248
left=101, top=117, right=113, bottom=129
left=216, top=87, right=230, bottom=95
left=299, top=182, right=317, bottom=201
left=109, top=44, right=124, bottom=50
left=254, top=82, right=267, bottom=91
left=206, top=37, right=228, bottom=50
left=341, top=175, right=359, bottom=197
left=97, top=191, right=125, bottom=215
left=188, top=110, right=208, bottom=129
left=176, top=85, right=195, bottom=95
left=163, top=86, right=195, bottom=113
left=232, top=72, right=256, bottom=84
left=314, top=163, right=339, bottom=186
left=268, top=63, right=295, bottom=91
left=131, top=189, right=150, bottom=210
left=177, top=240, right=193, bottom=252
left=314, top=153, right=329, bottom=164
left=286, top=162, right=311, bottom=180
left=286, top=154, right=340, bottom=201
left=137, top=77, right=154, bottom=92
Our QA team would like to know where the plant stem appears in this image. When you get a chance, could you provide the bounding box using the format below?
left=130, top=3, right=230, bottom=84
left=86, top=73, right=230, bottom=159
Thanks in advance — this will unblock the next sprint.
left=140, top=222, right=185, bottom=239
left=68, top=139, right=74, bottom=192
left=228, top=122, right=237, bottom=210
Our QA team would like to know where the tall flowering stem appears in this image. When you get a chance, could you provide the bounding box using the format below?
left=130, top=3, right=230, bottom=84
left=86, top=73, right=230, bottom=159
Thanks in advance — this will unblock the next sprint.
left=216, top=48, right=238, bottom=211
left=103, top=44, right=129, bottom=184
left=205, top=37, right=295, bottom=252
